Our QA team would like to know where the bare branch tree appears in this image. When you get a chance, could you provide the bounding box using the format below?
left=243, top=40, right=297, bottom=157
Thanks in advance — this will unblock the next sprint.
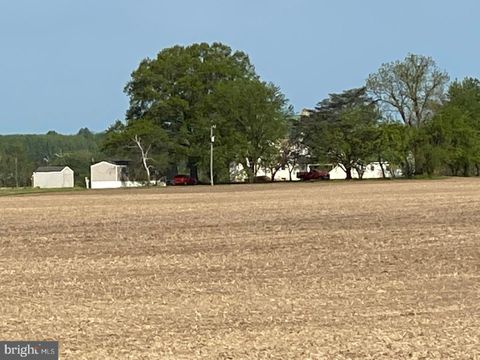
left=367, top=54, right=449, bottom=128
left=132, top=134, right=152, bottom=184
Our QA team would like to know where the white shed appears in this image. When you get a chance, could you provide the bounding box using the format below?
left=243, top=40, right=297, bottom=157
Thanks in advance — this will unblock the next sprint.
left=90, top=161, right=146, bottom=189
left=32, top=166, right=74, bottom=188
left=90, top=161, right=128, bottom=189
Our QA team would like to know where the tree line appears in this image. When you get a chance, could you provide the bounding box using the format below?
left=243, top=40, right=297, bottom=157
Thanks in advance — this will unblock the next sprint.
left=105, top=44, right=480, bottom=182
left=0, top=129, right=103, bottom=187
left=2, top=43, right=480, bottom=186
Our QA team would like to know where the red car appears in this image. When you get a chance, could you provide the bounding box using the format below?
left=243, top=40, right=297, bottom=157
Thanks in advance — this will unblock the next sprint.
left=171, top=175, right=197, bottom=185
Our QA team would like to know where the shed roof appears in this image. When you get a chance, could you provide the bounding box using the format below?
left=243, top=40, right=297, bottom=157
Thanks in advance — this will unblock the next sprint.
left=35, top=166, right=69, bottom=172
left=110, top=160, right=130, bottom=166
left=91, top=160, right=129, bottom=167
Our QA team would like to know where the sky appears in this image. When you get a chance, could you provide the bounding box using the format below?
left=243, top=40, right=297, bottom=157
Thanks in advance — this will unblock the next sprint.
left=0, top=0, right=479, bottom=134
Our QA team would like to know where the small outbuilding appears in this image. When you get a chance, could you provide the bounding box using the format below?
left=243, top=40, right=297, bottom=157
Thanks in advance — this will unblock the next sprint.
left=32, top=166, right=74, bottom=188
left=90, top=161, right=129, bottom=189
left=90, top=160, right=150, bottom=189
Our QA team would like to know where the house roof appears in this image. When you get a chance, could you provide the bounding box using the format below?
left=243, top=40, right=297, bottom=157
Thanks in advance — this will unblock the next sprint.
left=35, top=166, right=69, bottom=172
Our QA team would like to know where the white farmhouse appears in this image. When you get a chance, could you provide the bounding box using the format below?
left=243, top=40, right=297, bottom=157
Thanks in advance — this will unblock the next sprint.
left=32, top=166, right=74, bottom=188
left=229, top=162, right=302, bottom=182
left=328, top=162, right=400, bottom=180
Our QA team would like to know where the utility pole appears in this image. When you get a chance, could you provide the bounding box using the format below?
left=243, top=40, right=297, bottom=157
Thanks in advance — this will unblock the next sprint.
left=210, top=124, right=216, bottom=186
left=14, top=156, right=18, bottom=188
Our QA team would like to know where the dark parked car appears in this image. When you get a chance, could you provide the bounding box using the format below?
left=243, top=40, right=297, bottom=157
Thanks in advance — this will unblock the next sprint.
left=171, top=175, right=197, bottom=185
left=296, top=169, right=330, bottom=181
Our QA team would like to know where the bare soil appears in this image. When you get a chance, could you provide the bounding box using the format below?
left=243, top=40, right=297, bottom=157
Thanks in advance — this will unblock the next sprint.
left=0, top=178, right=479, bottom=359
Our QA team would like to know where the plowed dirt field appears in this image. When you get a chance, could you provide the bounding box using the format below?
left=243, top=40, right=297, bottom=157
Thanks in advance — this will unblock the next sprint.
left=1, top=179, right=479, bottom=359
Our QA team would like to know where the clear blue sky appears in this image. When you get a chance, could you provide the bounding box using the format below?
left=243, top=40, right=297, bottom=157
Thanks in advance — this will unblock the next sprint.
left=1, top=0, right=479, bottom=134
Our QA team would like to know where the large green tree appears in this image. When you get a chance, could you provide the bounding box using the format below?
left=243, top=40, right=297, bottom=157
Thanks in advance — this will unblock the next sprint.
left=426, top=78, right=480, bottom=176
left=124, top=42, right=258, bottom=180
left=209, top=79, right=290, bottom=182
